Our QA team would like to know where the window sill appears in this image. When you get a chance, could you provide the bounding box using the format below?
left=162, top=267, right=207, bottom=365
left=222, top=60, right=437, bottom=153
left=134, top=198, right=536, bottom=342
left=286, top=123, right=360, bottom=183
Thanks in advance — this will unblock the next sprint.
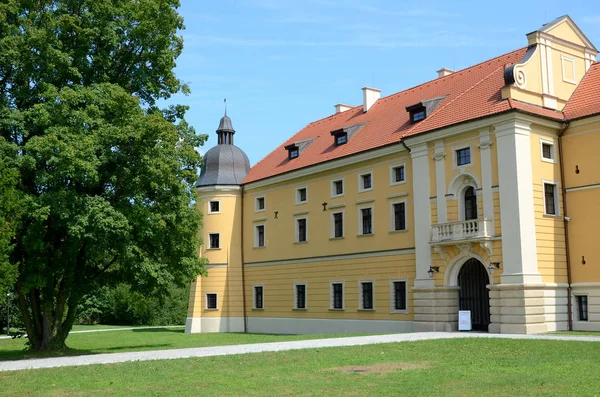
left=543, top=214, right=561, bottom=219
left=253, top=246, right=266, bottom=249
left=292, top=308, right=307, bottom=311
left=389, top=181, right=407, bottom=186
left=390, top=310, right=409, bottom=314
left=328, top=308, right=344, bottom=311
left=252, top=308, right=264, bottom=311
left=358, top=308, right=375, bottom=311
left=255, top=209, right=266, bottom=213
left=294, top=241, right=308, bottom=245
left=205, top=308, right=219, bottom=311
left=358, top=188, right=374, bottom=193
left=389, top=230, right=408, bottom=234
left=357, top=233, right=374, bottom=238
left=329, top=236, right=345, bottom=240
left=541, top=158, right=556, bottom=164
left=206, top=248, right=221, bottom=251
left=207, top=212, right=221, bottom=215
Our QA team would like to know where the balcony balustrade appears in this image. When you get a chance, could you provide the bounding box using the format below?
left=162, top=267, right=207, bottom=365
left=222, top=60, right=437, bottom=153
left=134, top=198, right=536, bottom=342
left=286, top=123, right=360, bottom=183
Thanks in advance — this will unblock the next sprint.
left=431, top=219, right=493, bottom=244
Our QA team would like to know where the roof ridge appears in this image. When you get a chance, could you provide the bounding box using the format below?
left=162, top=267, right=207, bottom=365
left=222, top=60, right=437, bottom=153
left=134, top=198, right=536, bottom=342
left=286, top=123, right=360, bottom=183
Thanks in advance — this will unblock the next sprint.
left=379, top=47, right=526, bottom=105
left=401, top=61, right=508, bottom=138
left=299, top=47, right=527, bottom=129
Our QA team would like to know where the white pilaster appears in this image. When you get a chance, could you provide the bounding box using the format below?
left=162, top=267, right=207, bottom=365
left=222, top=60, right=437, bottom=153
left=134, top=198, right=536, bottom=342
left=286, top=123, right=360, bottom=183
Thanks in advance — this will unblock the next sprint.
left=411, top=143, right=433, bottom=287
left=433, top=141, right=447, bottom=224
left=494, top=120, right=541, bottom=284
left=478, top=130, right=494, bottom=224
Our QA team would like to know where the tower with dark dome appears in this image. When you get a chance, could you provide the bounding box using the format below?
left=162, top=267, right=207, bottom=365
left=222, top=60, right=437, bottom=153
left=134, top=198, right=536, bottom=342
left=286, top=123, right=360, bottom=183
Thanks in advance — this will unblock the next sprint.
left=186, top=110, right=249, bottom=334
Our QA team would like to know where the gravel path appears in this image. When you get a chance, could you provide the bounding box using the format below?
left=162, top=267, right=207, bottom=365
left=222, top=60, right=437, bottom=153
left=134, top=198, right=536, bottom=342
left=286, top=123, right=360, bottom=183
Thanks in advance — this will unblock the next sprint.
left=1, top=332, right=599, bottom=372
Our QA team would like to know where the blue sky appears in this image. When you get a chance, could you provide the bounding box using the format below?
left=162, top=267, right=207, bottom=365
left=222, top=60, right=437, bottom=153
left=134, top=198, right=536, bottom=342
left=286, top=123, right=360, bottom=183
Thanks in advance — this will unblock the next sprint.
left=170, top=0, right=600, bottom=166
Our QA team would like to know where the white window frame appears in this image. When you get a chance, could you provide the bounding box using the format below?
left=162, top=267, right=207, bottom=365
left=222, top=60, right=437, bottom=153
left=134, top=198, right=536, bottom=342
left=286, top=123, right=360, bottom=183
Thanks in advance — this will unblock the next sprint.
left=389, top=162, right=407, bottom=186
left=453, top=144, right=472, bottom=169
left=575, top=295, right=589, bottom=322
left=330, top=210, right=345, bottom=239
left=295, top=186, right=308, bottom=205
left=255, top=196, right=266, bottom=212
left=331, top=178, right=345, bottom=198
left=208, top=200, right=221, bottom=214
left=561, top=55, right=576, bottom=84
left=358, top=171, right=374, bottom=193
left=542, top=179, right=560, bottom=217
left=205, top=292, right=219, bottom=310
left=458, top=184, right=479, bottom=221
left=329, top=280, right=345, bottom=310
left=294, top=216, right=308, bottom=243
left=293, top=282, right=307, bottom=310
left=390, top=279, right=408, bottom=314
left=253, top=284, right=264, bottom=310
left=358, top=279, right=375, bottom=311
left=389, top=199, right=408, bottom=232
left=540, top=138, right=556, bottom=164
left=357, top=204, right=374, bottom=236
left=254, top=224, right=266, bottom=248
left=207, top=232, right=221, bottom=249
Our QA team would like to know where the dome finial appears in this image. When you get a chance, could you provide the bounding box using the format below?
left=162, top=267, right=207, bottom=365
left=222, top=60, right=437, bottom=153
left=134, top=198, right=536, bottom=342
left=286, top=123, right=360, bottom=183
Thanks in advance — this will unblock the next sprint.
left=217, top=99, right=235, bottom=145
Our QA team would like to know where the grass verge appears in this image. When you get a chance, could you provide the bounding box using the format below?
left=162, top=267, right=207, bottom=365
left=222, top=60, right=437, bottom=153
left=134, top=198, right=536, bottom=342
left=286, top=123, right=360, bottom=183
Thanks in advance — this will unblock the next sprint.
left=1, top=338, right=599, bottom=396
left=0, top=328, right=364, bottom=361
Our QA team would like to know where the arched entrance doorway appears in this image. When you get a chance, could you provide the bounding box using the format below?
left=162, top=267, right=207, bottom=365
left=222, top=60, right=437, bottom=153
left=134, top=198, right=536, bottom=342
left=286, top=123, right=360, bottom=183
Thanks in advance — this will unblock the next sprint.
left=458, top=258, right=490, bottom=331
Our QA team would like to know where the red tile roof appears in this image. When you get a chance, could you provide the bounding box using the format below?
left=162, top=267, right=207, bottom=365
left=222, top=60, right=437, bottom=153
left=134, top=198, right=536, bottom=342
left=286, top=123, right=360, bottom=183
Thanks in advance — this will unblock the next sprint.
left=563, top=62, right=600, bottom=120
left=243, top=48, right=583, bottom=184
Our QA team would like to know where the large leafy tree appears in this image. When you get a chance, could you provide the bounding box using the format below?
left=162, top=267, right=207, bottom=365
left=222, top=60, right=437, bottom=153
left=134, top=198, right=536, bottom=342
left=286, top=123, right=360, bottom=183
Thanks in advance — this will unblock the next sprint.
left=0, top=0, right=207, bottom=350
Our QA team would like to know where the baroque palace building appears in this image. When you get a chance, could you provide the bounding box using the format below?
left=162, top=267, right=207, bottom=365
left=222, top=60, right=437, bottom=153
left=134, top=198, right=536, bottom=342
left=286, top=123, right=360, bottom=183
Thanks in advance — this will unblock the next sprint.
left=186, top=15, right=600, bottom=335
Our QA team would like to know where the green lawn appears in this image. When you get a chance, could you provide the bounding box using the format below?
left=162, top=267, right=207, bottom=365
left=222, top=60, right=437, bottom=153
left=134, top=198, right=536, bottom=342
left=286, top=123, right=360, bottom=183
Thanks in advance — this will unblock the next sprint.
left=553, top=331, right=600, bottom=337
left=70, top=324, right=184, bottom=332
left=1, top=338, right=599, bottom=396
left=0, top=328, right=364, bottom=361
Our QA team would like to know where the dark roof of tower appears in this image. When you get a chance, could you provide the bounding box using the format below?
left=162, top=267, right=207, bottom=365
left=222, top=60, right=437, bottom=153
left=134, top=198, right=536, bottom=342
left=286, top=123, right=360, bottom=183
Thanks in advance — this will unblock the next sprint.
left=217, top=111, right=235, bottom=133
left=196, top=111, right=250, bottom=187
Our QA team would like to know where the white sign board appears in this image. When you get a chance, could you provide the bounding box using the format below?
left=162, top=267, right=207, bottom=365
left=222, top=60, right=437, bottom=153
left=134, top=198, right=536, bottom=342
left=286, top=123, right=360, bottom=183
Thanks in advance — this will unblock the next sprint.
left=458, top=310, right=472, bottom=331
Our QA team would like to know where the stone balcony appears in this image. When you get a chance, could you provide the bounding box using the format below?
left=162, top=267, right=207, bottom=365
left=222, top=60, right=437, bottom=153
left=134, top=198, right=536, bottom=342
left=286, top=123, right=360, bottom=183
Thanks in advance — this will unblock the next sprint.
left=430, top=219, right=495, bottom=260
left=431, top=219, right=494, bottom=244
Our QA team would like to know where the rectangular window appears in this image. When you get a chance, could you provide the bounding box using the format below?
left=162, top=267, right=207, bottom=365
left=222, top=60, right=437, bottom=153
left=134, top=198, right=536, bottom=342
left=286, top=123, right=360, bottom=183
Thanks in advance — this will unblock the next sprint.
left=296, top=187, right=307, bottom=203
left=332, top=179, right=344, bottom=197
left=393, top=202, right=406, bottom=231
left=333, top=212, right=344, bottom=238
left=206, top=293, right=218, bottom=310
left=331, top=282, right=344, bottom=310
left=577, top=295, right=588, bottom=321
left=255, top=225, right=265, bottom=247
left=294, top=283, right=306, bottom=309
left=544, top=183, right=557, bottom=215
left=391, top=280, right=407, bottom=312
left=360, top=207, right=373, bottom=235
left=412, top=111, right=426, bottom=122
left=360, top=281, right=374, bottom=310
left=289, top=148, right=299, bottom=159
left=542, top=143, right=553, bottom=160
left=296, top=218, right=307, bottom=242
left=335, top=134, right=347, bottom=145
left=391, top=165, right=405, bottom=184
left=254, top=285, right=264, bottom=309
left=361, top=173, right=372, bottom=190
left=208, top=233, right=220, bottom=249
left=208, top=201, right=220, bottom=214
left=456, top=147, right=471, bottom=166
left=255, top=196, right=265, bottom=212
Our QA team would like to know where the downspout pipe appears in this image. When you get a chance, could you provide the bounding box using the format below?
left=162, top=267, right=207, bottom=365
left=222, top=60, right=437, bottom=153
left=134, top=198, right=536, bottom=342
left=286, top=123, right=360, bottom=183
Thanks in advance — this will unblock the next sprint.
left=240, top=184, right=248, bottom=333
left=558, top=121, right=572, bottom=331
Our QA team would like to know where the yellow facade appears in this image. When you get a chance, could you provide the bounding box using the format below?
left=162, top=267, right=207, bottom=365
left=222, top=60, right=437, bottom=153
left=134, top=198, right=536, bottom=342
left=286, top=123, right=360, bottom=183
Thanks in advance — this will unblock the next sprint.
left=187, top=16, right=600, bottom=335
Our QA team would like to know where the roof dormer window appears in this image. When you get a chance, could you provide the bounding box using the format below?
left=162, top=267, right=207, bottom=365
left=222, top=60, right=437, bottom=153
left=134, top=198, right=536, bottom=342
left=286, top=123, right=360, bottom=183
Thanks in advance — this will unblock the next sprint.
left=330, top=123, right=365, bottom=146
left=405, top=96, right=445, bottom=124
left=286, top=145, right=299, bottom=159
left=412, top=109, right=426, bottom=122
